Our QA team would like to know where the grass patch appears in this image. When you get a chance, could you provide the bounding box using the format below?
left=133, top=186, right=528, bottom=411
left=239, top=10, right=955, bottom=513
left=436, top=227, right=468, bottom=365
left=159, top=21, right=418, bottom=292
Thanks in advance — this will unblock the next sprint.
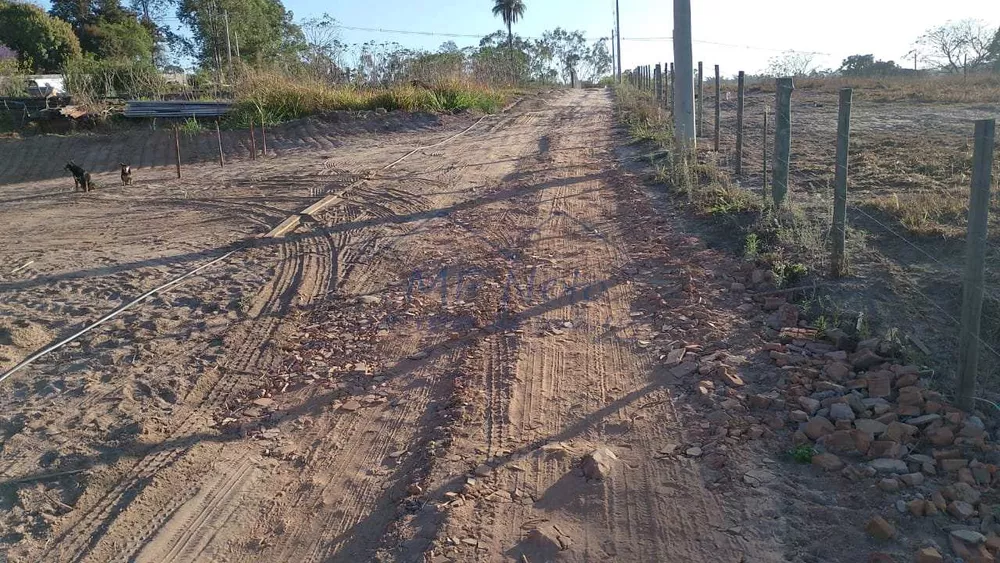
left=787, top=444, right=817, bottom=464
left=862, top=189, right=970, bottom=237
left=178, top=116, right=206, bottom=136
left=228, top=70, right=508, bottom=126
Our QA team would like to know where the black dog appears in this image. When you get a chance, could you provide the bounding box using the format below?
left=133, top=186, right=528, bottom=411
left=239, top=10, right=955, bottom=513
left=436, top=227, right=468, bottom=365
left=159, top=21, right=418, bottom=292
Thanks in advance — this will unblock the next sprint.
left=120, top=163, right=132, bottom=186
left=64, top=161, right=92, bottom=192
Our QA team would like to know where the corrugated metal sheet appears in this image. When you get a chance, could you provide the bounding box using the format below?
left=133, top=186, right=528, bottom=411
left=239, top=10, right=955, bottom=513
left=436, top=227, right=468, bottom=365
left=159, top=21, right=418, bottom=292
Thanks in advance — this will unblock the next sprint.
left=123, top=101, right=233, bottom=118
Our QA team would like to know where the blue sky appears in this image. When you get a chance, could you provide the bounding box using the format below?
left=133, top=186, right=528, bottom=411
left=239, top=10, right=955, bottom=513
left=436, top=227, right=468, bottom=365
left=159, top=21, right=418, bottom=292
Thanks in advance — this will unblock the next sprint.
left=33, top=0, right=1000, bottom=75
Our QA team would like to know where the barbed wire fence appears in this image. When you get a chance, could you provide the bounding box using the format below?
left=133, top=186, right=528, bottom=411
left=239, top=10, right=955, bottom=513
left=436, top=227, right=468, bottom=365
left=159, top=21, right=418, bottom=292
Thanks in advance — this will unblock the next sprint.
left=624, top=59, right=1000, bottom=410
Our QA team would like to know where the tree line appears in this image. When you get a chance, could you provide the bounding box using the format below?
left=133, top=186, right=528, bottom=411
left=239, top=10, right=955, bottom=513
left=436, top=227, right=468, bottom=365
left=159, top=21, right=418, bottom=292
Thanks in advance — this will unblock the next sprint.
left=764, top=19, right=1000, bottom=78
left=0, top=0, right=609, bottom=88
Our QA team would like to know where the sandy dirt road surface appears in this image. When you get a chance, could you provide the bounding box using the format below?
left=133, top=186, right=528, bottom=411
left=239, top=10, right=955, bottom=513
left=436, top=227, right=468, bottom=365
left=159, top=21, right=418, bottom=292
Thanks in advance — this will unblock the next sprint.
left=0, top=89, right=836, bottom=562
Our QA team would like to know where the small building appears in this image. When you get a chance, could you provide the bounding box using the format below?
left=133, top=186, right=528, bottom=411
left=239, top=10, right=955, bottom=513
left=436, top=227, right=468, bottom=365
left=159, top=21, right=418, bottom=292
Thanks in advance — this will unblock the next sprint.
left=26, top=75, right=66, bottom=97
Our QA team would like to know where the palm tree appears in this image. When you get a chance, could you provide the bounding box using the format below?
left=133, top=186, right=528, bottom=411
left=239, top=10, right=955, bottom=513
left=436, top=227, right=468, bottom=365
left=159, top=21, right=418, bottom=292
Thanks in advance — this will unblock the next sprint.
left=492, top=0, right=526, bottom=76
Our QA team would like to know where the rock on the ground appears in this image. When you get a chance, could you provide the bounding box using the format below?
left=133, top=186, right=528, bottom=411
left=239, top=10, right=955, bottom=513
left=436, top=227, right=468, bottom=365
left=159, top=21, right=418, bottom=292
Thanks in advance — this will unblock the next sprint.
left=853, top=349, right=884, bottom=370
left=855, top=419, right=887, bottom=436
left=915, top=547, right=943, bottom=563
left=877, top=478, right=900, bottom=492
left=804, top=417, right=835, bottom=440
left=825, top=362, right=852, bottom=381
left=524, top=524, right=569, bottom=554
left=581, top=448, right=617, bottom=480
left=865, top=515, right=896, bottom=540
left=947, top=482, right=982, bottom=504
left=948, top=500, right=976, bottom=520
left=798, top=396, right=821, bottom=415
left=951, top=529, right=986, bottom=545
left=829, top=403, right=855, bottom=422
left=870, top=458, right=908, bottom=474
left=812, top=453, right=844, bottom=471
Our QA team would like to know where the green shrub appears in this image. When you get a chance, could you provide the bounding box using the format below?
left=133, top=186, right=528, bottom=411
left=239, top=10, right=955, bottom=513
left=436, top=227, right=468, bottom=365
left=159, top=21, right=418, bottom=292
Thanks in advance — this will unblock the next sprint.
left=64, top=57, right=165, bottom=100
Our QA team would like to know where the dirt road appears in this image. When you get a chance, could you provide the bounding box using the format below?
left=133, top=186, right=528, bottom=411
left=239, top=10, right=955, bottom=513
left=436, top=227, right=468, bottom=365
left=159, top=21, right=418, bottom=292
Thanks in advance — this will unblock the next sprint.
left=0, top=89, right=814, bottom=562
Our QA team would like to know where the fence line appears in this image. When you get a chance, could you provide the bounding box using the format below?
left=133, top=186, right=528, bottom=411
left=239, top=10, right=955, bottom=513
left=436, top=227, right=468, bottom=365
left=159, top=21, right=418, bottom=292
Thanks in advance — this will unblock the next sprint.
left=622, top=62, right=1000, bottom=407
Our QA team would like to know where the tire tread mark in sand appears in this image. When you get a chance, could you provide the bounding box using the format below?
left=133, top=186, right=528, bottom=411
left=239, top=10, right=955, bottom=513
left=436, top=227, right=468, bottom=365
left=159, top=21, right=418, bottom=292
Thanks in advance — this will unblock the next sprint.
left=36, top=237, right=316, bottom=562
left=115, top=232, right=335, bottom=560
left=134, top=456, right=258, bottom=563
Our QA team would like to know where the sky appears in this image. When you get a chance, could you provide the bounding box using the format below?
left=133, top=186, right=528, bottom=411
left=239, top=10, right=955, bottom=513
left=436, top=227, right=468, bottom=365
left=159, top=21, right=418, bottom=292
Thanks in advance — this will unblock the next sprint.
left=282, top=0, right=1000, bottom=75
left=32, top=0, right=1000, bottom=75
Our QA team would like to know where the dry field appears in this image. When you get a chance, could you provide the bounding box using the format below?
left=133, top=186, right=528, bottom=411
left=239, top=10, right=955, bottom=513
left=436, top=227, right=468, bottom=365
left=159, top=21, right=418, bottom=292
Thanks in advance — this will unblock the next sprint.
left=0, top=85, right=993, bottom=563
left=705, top=81, right=1000, bottom=383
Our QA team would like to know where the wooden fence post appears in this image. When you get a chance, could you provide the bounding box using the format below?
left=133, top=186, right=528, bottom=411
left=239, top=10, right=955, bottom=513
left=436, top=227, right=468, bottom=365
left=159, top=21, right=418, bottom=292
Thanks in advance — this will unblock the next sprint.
left=697, top=61, right=704, bottom=137
left=655, top=64, right=662, bottom=103
left=216, top=120, right=225, bottom=168
left=260, top=121, right=267, bottom=157
left=173, top=126, right=181, bottom=178
left=958, top=118, right=996, bottom=411
left=771, top=77, right=794, bottom=206
left=735, top=71, right=745, bottom=175
left=249, top=117, right=257, bottom=160
left=714, top=64, right=720, bottom=152
left=831, top=88, right=853, bottom=277
left=763, top=107, right=768, bottom=193
left=669, top=63, right=674, bottom=112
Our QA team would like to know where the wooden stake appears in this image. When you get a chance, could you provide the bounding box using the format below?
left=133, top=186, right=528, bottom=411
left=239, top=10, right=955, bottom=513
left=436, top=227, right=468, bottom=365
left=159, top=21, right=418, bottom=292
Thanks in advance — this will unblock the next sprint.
left=713, top=64, right=720, bottom=152
left=173, top=126, right=181, bottom=178
left=249, top=117, right=257, bottom=160
left=831, top=88, right=852, bottom=277
left=958, top=118, right=996, bottom=411
left=216, top=120, right=225, bottom=168
left=771, top=77, right=794, bottom=206
left=763, top=106, right=768, bottom=192
left=697, top=61, right=704, bottom=137
left=735, top=71, right=745, bottom=175
left=260, top=121, right=267, bottom=157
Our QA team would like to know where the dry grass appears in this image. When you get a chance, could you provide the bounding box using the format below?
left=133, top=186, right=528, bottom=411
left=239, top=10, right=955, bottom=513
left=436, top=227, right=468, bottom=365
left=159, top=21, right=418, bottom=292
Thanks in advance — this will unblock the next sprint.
left=863, top=189, right=970, bottom=237
left=744, top=73, right=1000, bottom=103
left=847, top=130, right=1000, bottom=238
left=229, top=69, right=509, bottom=126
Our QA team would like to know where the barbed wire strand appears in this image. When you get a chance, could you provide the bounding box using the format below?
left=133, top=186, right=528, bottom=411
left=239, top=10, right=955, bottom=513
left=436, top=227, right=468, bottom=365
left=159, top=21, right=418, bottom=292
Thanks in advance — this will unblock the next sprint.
left=845, top=206, right=1000, bottom=362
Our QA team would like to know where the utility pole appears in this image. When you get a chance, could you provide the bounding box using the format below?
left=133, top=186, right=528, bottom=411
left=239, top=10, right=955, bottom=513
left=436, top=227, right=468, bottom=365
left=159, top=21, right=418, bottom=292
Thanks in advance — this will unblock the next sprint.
left=672, top=0, right=695, bottom=148
left=615, top=0, right=623, bottom=83
left=224, top=10, right=233, bottom=74
left=611, top=29, right=616, bottom=80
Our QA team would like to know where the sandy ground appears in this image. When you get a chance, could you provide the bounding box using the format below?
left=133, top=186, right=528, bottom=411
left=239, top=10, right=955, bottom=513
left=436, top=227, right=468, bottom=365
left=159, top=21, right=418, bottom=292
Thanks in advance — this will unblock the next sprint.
left=0, top=89, right=907, bottom=562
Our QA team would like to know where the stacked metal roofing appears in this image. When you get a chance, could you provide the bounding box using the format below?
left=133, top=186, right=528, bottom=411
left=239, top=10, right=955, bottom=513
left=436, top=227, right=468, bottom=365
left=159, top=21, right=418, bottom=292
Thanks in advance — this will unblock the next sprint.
left=123, top=101, right=232, bottom=118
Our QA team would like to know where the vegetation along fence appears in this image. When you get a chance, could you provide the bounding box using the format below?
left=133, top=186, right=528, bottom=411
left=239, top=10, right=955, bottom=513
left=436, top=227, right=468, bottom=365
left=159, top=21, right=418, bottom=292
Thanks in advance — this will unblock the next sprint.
left=624, top=62, right=1000, bottom=409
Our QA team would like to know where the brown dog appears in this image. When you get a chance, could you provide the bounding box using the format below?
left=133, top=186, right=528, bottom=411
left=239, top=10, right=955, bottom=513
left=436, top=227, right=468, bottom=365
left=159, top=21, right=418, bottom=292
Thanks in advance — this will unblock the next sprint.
left=120, top=163, right=132, bottom=186
left=65, top=161, right=92, bottom=192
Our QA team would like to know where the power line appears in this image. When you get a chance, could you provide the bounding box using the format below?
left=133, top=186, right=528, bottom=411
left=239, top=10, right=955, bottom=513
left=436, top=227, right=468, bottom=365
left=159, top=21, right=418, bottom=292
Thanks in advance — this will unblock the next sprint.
left=332, top=24, right=832, bottom=55
left=147, top=18, right=832, bottom=56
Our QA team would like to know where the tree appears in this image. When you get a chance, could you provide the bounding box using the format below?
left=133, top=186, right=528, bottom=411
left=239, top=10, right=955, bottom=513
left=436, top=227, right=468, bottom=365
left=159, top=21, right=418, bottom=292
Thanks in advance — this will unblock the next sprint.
left=86, top=17, right=154, bottom=61
left=49, top=0, right=153, bottom=61
left=0, top=1, right=82, bottom=72
left=765, top=50, right=815, bottom=77
left=839, top=54, right=902, bottom=77
left=491, top=0, right=525, bottom=75
left=177, top=0, right=304, bottom=68
left=542, top=28, right=587, bottom=84
left=916, top=20, right=998, bottom=73
left=581, top=37, right=612, bottom=83
left=300, top=13, right=346, bottom=79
